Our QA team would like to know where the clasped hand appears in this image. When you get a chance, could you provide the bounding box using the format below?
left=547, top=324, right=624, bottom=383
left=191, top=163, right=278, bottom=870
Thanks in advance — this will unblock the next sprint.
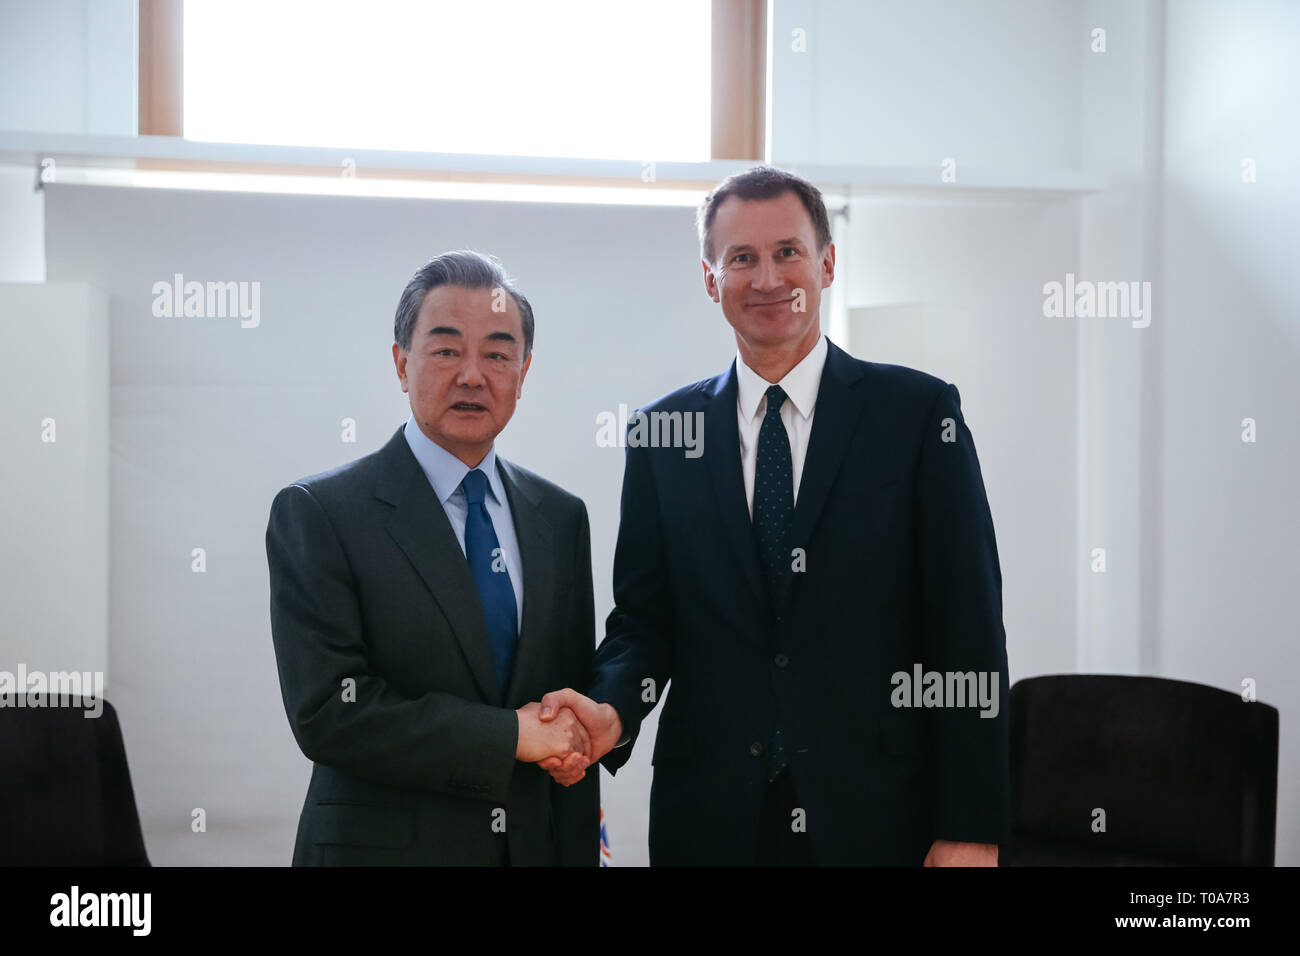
left=514, top=689, right=623, bottom=787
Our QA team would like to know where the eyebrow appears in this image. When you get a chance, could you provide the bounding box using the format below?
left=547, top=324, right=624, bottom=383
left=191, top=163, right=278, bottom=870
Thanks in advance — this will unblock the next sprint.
left=723, top=237, right=807, bottom=257
left=425, top=326, right=518, bottom=344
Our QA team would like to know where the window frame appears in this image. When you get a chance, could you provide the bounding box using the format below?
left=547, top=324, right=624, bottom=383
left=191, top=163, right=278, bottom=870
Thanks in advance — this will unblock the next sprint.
left=137, top=0, right=766, bottom=182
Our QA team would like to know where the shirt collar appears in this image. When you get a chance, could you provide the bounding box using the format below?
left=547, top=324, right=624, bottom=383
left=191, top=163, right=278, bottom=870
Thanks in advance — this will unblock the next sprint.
left=735, top=333, right=828, bottom=424
left=403, top=414, right=504, bottom=506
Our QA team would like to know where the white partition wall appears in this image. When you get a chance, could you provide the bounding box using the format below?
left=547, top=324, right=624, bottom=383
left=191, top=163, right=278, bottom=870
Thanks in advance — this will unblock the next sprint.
left=0, top=281, right=110, bottom=682
left=845, top=196, right=1083, bottom=682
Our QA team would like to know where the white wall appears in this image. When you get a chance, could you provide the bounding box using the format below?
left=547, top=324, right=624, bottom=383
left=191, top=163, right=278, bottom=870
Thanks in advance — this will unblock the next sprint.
left=770, top=0, right=1083, bottom=171
left=0, top=165, right=44, bottom=281
left=1157, top=0, right=1300, bottom=864
left=0, top=0, right=135, bottom=280
left=844, top=196, right=1082, bottom=682
left=0, top=281, right=110, bottom=681
left=0, top=0, right=136, bottom=135
left=1076, top=0, right=1154, bottom=675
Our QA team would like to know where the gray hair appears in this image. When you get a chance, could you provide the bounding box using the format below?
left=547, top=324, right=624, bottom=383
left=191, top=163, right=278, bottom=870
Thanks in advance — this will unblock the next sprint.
left=393, top=249, right=534, bottom=358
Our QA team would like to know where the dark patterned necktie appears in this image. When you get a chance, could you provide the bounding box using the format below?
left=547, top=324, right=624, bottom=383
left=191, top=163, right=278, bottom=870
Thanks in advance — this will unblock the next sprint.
left=754, top=385, right=794, bottom=604
left=752, top=384, right=793, bottom=781
left=461, top=468, right=518, bottom=693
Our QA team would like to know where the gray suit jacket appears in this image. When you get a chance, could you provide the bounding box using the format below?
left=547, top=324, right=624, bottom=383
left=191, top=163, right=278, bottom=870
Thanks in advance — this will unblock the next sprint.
left=266, top=424, right=599, bottom=865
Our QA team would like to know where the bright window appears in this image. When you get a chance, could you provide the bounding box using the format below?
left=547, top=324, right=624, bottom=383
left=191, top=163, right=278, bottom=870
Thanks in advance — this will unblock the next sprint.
left=183, top=0, right=712, bottom=161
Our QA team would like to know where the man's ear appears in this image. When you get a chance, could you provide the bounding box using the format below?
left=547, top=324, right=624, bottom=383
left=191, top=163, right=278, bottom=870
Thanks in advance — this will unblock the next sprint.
left=517, top=352, right=532, bottom=398
left=702, top=258, right=720, bottom=302
left=392, top=342, right=408, bottom=393
left=821, top=241, right=836, bottom=289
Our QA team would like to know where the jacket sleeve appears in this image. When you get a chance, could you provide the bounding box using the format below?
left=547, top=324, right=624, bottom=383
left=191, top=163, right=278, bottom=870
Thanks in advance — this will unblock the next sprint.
left=915, top=383, right=1012, bottom=845
left=266, top=482, right=519, bottom=803
left=550, top=499, right=601, bottom=864
left=588, top=435, right=677, bottom=774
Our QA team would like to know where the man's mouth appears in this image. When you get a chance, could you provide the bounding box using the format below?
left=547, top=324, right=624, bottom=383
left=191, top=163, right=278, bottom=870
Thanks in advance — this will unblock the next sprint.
left=751, top=298, right=795, bottom=309
left=450, top=401, right=488, bottom=412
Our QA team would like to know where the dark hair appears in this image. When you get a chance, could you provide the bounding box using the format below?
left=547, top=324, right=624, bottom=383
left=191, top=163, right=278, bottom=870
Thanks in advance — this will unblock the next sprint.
left=393, top=249, right=534, bottom=358
left=696, top=165, right=832, bottom=266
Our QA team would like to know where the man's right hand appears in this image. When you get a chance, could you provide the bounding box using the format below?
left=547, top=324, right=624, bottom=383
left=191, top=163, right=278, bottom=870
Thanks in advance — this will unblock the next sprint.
left=515, top=701, right=591, bottom=766
left=534, top=689, right=624, bottom=786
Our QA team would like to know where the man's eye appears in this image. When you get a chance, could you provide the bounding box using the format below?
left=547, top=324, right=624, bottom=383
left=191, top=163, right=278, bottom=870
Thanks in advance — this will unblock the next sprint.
left=781, top=247, right=797, bottom=256
left=433, top=348, right=455, bottom=356
left=734, top=254, right=751, bottom=263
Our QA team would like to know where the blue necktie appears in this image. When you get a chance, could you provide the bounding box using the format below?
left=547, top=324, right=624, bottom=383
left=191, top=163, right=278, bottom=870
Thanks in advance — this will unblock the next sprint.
left=461, top=468, right=518, bottom=693
left=753, top=384, right=793, bottom=782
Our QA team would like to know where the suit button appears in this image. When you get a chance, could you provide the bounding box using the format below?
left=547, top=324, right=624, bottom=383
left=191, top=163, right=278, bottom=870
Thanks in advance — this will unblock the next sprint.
left=774, top=653, right=789, bottom=668
left=749, top=741, right=763, bottom=757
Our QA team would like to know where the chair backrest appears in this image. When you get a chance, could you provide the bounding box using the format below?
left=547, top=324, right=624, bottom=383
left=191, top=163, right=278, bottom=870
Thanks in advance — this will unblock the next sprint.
left=1007, top=674, right=1278, bottom=866
left=0, top=696, right=150, bottom=865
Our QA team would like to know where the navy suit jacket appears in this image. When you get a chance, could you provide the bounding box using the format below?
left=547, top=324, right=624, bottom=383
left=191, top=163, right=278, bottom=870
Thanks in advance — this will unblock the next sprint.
left=588, top=339, right=1010, bottom=865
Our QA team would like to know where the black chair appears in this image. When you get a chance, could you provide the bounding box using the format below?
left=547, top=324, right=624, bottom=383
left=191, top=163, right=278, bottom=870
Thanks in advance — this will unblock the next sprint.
left=1001, top=674, right=1278, bottom=866
left=0, top=695, right=150, bottom=865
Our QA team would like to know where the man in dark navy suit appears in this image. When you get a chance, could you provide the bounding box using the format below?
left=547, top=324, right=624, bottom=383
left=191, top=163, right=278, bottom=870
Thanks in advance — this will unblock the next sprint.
left=538, top=166, right=1010, bottom=866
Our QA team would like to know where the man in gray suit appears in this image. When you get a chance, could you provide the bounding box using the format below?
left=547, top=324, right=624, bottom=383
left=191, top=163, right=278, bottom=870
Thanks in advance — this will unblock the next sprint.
left=266, top=250, right=598, bottom=865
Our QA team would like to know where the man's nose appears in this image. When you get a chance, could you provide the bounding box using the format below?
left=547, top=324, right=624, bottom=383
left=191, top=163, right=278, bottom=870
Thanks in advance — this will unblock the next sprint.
left=752, top=256, right=783, bottom=293
left=454, top=353, right=486, bottom=387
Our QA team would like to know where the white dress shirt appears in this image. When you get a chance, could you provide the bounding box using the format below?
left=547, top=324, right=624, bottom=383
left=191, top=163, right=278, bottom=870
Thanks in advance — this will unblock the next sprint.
left=735, top=333, right=829, bottom=518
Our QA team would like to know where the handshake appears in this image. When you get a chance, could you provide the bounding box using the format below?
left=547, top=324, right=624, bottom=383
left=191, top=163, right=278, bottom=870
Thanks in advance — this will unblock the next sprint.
left=515, top=688, right=624, bottom=787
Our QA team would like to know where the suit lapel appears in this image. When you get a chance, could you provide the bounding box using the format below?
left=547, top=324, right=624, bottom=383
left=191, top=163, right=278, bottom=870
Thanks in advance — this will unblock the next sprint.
left=704, top=362, right=765, bottom=608
left=497, top=458, right=554, bottom=709
left=375, top=426, right=503, bottom=706
left=790, top=339, right=870, bottom=550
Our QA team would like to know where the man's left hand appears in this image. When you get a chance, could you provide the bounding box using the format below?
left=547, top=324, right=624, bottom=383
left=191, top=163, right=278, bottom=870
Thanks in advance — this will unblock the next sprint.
left=923, top=840, right=998, bottom=866
left=534, top=689, right=623, bottom=786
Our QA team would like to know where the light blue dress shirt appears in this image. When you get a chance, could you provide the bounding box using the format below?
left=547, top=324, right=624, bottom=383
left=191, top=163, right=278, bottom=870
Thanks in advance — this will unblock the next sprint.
left=403, top=414, right=524, bottom=632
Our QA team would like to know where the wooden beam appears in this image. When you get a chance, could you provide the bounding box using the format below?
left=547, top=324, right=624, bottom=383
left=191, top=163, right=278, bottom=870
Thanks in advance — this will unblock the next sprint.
left=138, top=0, right=183, bottom=136
left=711, top=0, right=767, bottom=161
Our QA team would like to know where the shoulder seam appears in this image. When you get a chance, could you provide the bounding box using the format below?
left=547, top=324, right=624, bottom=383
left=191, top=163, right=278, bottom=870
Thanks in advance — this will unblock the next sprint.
left=284, top=481, right=361, bottom=588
